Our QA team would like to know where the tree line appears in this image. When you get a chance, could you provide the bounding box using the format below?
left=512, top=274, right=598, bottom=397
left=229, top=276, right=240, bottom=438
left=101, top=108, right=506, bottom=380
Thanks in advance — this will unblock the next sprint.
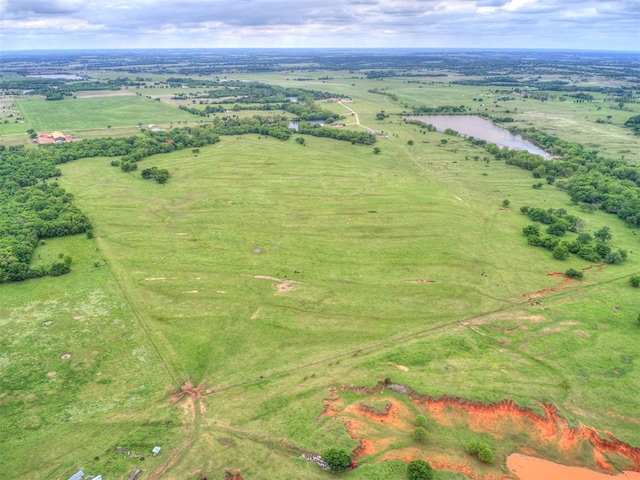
left=475, top=126, right=640, bottom=228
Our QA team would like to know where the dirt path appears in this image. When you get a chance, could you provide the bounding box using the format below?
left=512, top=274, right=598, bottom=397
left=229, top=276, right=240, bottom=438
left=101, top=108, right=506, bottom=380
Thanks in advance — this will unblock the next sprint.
left=337, top=101, right=373, bottom=131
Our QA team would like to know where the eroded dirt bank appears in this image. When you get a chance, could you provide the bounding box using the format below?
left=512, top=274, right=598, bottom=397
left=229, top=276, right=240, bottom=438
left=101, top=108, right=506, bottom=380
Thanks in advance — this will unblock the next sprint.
left=321, top=382, right=640, bottom=480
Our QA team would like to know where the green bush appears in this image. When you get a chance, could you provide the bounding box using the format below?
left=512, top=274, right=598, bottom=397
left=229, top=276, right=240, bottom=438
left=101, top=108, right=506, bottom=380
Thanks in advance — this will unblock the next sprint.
left=407, top=460, right=434, bottom=480
left=412, top=427, right=428, bottom=443
left=322, top=448, right=351, bottom=473
left=565, top=268, right=584, bottom=279
left=630, top=275, right=640, bottom=288
left=476, top=445, right=495, bottom=463
left=415, top=414, right=428, bottom=427
left=465, top=440, right=495, bottom=464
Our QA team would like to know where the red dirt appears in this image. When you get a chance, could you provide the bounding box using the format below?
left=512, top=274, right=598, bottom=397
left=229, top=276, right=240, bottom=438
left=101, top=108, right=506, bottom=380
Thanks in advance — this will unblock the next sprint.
left=507, top=454, right=640, bottom=480
left=324, top=383, right=640, bottom=479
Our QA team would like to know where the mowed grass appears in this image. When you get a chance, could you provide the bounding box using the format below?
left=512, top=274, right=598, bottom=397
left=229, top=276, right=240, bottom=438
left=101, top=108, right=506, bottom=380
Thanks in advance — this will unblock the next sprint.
left=16, top=94, right=196, bottom=132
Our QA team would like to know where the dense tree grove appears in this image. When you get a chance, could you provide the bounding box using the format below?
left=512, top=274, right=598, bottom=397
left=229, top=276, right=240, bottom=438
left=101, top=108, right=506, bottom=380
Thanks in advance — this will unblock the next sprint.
left=202, top=81, right=345, bottom=103
left=297, top=122, right=376, bottom=144
left=0, top=150, right=90, bottom=282
left=520, top=206, right=627, bottom=264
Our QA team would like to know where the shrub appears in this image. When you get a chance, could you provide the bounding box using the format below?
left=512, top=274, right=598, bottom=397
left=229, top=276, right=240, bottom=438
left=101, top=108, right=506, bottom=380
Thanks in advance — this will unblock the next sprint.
left=322, top=448, right=351, bottom=473
left=49, top=262, right=71, bottom=276
left=407, top=460, right=434, bottom=480
left=415, top=414, right=428, bottom=427
left=552, top=243, right=570, bottom=260
left=565, top=268, right=584, bottom=279
left=630, top=275, right=640, bottom=288
left=477, top=445, right=495, bottom=463
left=412, top=427, right=428, bottom=443
left=465, top=440, right=495, bottom=464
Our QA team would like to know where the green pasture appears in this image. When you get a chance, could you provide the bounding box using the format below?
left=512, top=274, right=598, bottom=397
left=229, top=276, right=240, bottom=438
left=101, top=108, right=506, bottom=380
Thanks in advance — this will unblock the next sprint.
left=16, top=95, right=196, bottom=133
left=2, top=71, right=640, bottom=479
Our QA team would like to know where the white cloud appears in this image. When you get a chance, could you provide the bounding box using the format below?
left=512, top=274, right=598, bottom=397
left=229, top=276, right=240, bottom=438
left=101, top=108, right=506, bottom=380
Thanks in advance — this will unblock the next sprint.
left=0, top=0, right=637, bottom=50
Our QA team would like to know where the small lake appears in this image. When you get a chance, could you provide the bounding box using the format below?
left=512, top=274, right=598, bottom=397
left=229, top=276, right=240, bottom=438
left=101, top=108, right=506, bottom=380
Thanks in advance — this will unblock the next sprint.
left=289, top=120, right=324, bottom=131
left=405, top=115, right=551, bottom=158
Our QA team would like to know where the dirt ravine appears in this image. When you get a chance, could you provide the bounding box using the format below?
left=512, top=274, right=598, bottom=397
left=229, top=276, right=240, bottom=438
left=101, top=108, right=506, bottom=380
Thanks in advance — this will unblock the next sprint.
left=322, top=382, right=640, bottom=480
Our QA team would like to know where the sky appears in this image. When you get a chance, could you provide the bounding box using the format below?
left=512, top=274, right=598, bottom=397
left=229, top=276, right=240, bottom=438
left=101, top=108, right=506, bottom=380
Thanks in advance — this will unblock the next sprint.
left=0, top=0, right=638, bottom=51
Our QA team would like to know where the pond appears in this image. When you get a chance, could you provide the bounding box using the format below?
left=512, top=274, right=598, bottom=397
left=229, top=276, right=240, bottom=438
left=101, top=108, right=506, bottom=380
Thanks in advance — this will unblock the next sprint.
left=26, top=74, right=85, bottom=80
left=507, top=453, right=640, bottom=480
left=405, top=115, right=551, bottom=158
left=288, top=120, right=324, bottom=131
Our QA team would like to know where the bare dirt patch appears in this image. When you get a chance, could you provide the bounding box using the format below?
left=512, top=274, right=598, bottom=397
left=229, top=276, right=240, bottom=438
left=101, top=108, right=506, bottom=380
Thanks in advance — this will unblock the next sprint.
left=386, top=361, right=409, bottom=371
left=253, top=275, right=302, bottom=294
left=251, top=307, right=261, bottom=320
left=46, top=371, right=57, bottom=377
left=60, top=353, right=72, bottom=360
left=170, top=381, right=205, bottom=404
left=43, top=321, right=52, bottom=326
left=74, top=315, right=84, bottom=320
left=409, top=279, right=436, bottom=284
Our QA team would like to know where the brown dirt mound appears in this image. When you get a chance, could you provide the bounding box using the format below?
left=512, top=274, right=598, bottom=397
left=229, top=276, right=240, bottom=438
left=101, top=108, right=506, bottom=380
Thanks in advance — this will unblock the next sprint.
left=170, top=381, right=205, bottom=404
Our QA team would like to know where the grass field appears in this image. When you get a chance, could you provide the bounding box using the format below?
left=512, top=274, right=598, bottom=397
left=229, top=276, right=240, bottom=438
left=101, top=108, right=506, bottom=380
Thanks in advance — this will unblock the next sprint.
left=2, top=70, right=640, bottom=479
left=16, top=94, right=197, bottom=133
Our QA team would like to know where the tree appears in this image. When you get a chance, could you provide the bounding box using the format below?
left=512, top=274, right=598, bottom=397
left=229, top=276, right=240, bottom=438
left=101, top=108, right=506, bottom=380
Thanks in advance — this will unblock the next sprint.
left=594, top=226, right=612, bottom=242
left=322, top=448, right=351, bottom=473
left=407, top=460, right=434, bottom=480
left=412, top=427, right=428, bottom=443
left=552, top=243, right=570, bottom=260
left=502, top=199, right=510, bottom=208
left=576, top=232, right=593, bottom=245
left=407, top=139, right=414, bottom=145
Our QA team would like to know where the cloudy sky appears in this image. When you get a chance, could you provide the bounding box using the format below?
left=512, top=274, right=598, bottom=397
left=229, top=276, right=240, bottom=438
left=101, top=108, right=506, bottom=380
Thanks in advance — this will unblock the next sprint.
left=0, top=0, right=638, bottom=51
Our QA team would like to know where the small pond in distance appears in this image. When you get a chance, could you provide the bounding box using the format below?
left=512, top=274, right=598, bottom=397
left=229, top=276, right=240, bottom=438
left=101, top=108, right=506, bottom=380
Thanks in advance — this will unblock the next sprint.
left=405, top=115, right=551, bottom=159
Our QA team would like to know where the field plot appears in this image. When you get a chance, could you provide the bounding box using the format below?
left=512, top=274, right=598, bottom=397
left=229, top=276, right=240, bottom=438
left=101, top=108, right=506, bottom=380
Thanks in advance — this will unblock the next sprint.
left=41, top=123, right=640, bottom=478
left=17, top=95, right=196, bottom=132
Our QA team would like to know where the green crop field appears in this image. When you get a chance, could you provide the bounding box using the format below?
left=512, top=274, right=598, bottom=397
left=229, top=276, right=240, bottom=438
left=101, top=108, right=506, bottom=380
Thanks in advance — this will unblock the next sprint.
left=16, top=94, right=197, bottom=133
left=2, top=63, right=640, bottom=480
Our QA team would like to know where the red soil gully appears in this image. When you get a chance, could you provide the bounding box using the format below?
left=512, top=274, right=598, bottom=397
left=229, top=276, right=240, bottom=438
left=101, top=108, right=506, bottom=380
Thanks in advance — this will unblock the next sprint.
left=328, top=383, right=640, bottom=479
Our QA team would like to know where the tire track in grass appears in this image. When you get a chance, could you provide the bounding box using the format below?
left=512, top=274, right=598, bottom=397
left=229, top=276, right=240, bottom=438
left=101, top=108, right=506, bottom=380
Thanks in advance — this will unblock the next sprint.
left=204, top=270, right=635, bottom=396
left=95, top=237, right=185, bottom=386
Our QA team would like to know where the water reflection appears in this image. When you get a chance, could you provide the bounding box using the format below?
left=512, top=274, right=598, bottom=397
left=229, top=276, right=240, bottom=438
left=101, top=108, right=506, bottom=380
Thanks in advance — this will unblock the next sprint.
left=405, top=115, right=551, bottom=158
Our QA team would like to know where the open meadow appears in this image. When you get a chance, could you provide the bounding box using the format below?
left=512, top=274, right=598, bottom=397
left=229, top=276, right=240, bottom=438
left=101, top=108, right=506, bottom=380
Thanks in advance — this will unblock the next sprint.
left=2, top=60, right=640, bottom=480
